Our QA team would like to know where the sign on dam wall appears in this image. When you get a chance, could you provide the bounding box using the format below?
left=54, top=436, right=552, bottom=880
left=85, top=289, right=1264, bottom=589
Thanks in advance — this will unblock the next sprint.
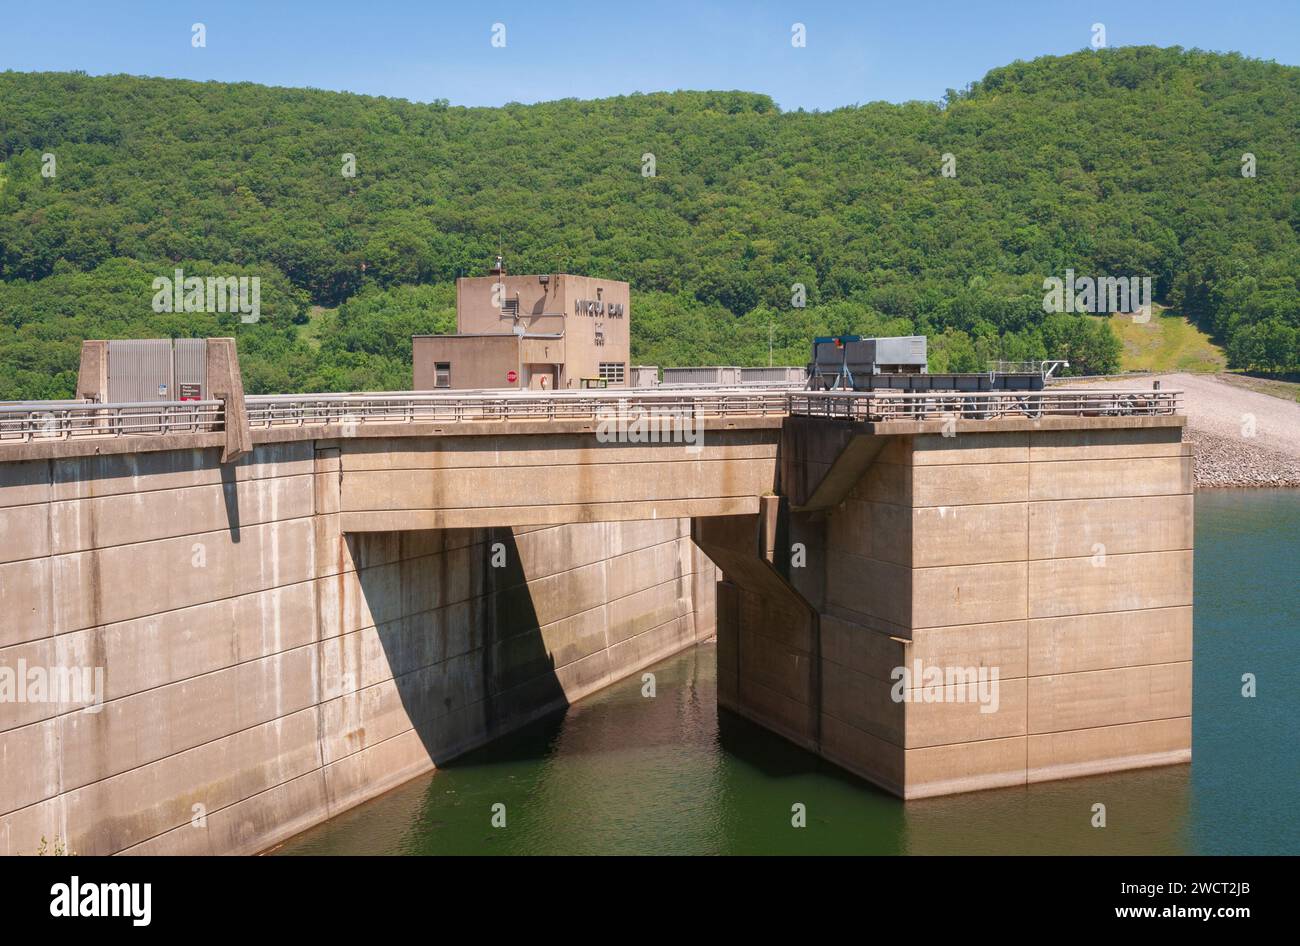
left=0, top=395, right=1192, bottom=854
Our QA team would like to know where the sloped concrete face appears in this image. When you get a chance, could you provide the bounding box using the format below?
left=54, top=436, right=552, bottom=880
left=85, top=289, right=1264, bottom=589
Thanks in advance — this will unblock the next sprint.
left=694, top=503, right=821, bottom=753
left=0, top=441, right=720, bottom=855
left=811, top=423, right=1193, bottom=798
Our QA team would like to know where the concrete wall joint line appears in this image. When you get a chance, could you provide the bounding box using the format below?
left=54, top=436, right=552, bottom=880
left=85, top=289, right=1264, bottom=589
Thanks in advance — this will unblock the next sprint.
left=114, top=767, right=325, bottom=856
left=316, top=612, right=699, bottom=772
left=320, top=572, right=700, bottom=695
left=1029, top=714, right=1192, bottom=739
left=913, top=601, right=1193, bottom=631
left=2, top=676, right=321, bottom=816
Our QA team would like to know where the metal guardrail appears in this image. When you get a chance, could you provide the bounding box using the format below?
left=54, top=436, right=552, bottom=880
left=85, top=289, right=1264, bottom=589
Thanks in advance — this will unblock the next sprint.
left=0, top=400, right=224, bottom=442
left=788, top=388, right=1183, bottom=422
left=0, top=388, right=1182, bottom=444
left=244, top=390, right=792, bottom=428
left=656, top=380, right=808, bottom=390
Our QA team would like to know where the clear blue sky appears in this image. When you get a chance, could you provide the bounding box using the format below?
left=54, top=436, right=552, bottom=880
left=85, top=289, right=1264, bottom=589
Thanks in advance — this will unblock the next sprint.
left=1, top=0, right=1295, bottom=110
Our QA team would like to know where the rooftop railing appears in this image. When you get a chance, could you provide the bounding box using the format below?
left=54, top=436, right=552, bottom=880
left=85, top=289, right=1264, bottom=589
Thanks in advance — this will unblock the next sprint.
left=0, top=387, right=1181, bottom=444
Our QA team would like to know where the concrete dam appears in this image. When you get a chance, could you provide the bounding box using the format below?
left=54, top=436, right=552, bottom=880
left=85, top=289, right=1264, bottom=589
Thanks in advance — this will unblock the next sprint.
left=0, top=363, right=1192, bottom=855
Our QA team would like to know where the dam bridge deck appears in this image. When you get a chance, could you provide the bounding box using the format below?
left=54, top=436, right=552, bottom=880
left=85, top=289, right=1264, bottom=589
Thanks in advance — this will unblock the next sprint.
left=0, top=386, right=1182, bottom=451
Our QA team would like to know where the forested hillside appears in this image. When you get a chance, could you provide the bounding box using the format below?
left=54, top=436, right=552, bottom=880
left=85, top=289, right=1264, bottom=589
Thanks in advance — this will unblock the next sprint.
left=1, top=45, right=1297, bottom=398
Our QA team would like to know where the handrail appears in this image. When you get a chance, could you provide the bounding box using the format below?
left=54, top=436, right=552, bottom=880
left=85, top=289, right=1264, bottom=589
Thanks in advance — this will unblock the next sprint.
left=787, top=388, right=1182, bottom=421
left=0, top=401, right=224, bottom=443
left=0, top=388, right=1182, bottom=444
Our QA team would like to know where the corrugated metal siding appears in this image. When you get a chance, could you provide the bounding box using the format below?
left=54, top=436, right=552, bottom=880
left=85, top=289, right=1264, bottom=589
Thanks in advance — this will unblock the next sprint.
left=661, top=366, right=742, bottom=386
left=105, top=338, right=211, bottom=432
left=738, top=366, right=805, bottom=383
left=106, top=339, right=172, bottom=434
left=174, top=338, right=207, bottom=398
left=107, top=340, right=174, bottom=401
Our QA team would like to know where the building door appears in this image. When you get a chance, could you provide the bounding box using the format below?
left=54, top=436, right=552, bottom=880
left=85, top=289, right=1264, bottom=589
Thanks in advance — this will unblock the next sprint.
left=526, top=364, right=556, bottom=390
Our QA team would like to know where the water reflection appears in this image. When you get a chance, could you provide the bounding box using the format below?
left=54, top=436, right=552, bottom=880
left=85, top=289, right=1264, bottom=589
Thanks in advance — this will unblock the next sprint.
left=273, top=644, right=1194, bottom=856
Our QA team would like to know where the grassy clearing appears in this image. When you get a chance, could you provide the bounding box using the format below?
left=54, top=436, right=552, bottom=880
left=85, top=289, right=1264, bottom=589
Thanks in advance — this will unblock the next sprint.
left=297, top=306, right=335, bottom=350
left=1103, top=307, right=1226, bottom=373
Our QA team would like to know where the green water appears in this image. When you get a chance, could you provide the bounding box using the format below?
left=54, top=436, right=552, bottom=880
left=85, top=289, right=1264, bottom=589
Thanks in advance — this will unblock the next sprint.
left=276, top=489, right=1299, bottom=855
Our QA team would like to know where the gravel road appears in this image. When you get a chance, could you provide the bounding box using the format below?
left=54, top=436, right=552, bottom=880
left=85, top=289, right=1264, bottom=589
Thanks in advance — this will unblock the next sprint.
left=1074, top=373, right=1300, bottom=488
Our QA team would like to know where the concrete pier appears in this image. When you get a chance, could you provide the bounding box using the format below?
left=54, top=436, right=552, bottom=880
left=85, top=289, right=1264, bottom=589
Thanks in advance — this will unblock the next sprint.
left=715, top=417, right=1192, bottom=798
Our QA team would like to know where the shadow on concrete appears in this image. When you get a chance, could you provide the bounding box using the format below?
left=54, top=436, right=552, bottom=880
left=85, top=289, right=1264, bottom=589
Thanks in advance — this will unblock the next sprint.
left=357, top=527, right=568, bottom=768
left=716, top=706, right=890, bottom=795
left=31, top=445, right=249, bottom=541
left=436, top=704, right=569, bottom=769
left=219, top=461, right=241, bottom=541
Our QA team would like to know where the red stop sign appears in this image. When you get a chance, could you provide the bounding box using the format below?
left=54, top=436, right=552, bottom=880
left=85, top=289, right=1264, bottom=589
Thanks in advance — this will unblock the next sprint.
left=506, top=370, right=518, bottom=383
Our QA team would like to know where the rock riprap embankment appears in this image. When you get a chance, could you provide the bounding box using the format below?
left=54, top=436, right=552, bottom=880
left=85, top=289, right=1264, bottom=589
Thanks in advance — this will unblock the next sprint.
left=1074, top=373, right=1300, bottom=488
